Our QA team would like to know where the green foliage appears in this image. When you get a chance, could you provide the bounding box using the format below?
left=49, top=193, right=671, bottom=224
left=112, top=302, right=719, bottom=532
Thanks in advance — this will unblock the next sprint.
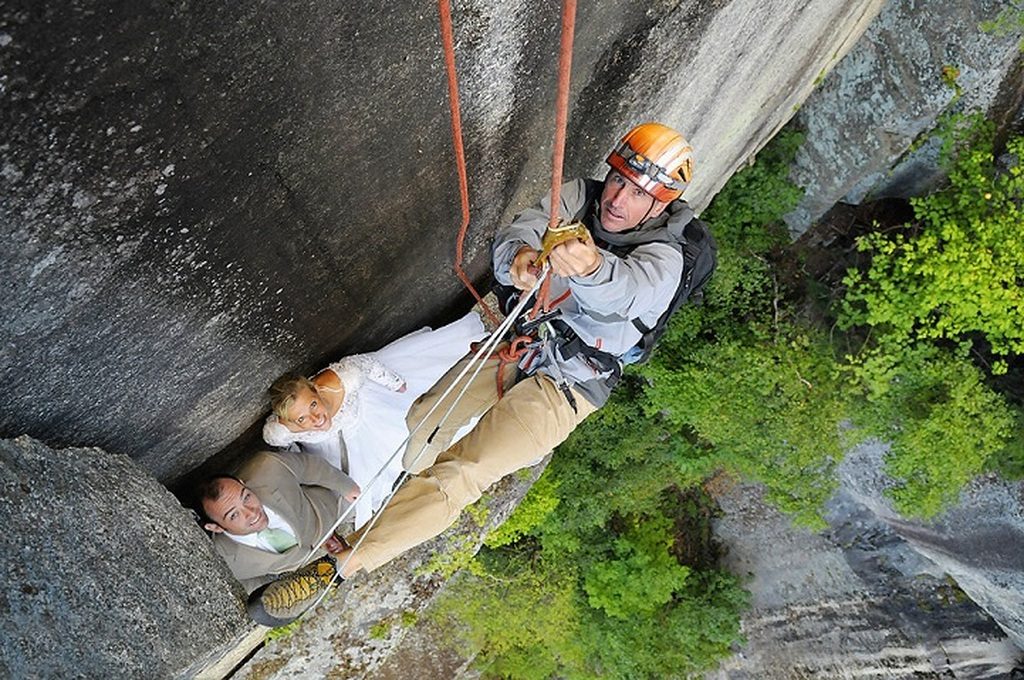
left=940, top=64, right=961, bottom=91
left=369, top=620, right=391, bottom=640
left=434, top=499, right=747, bottom=680
left=700, top=129, right=804, bottom=254
left=416, top=532, right=487, bottom=579
left=530, top=378, right=701, bottom=557
left=366, top=610, right=425, bottom=640
left=484, top=471, right=560, bottom=549
left=465, top=495, right=492, bottom=527
left=580, top=570, right=748, bottom=679
left=847, top=344, right=1016, bottom=516
left=985, top=410, right=1024, bottom=479
left=582, top=514, right=691, bottom=619
left=434, top=561, right=587, bottom=680
left=264, top=617, right=303, bottom=642
left=841, top=119, right=1024, bottom=367
left=981, top=4, right=1024, bottom=50
left=840, top=118, right=1023, bottom=515
left=642, top=328, right=847, bottom=529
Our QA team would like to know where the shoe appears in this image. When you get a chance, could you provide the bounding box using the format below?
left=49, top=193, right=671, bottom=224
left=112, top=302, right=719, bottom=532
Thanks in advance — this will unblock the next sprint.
left=246, top=556, right=341, bottom=627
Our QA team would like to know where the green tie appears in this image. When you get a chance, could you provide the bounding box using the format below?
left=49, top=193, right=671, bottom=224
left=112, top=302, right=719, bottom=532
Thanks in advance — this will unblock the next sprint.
left=259, top=527, right=298, bottom=553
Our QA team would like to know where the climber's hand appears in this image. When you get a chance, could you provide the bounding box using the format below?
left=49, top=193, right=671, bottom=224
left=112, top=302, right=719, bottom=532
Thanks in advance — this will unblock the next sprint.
left=510, top=246, right=542, bottom=291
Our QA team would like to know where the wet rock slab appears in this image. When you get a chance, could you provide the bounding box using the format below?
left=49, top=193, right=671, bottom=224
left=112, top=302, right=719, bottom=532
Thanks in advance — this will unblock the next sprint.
left=708, top=441, right=1024, bottom=679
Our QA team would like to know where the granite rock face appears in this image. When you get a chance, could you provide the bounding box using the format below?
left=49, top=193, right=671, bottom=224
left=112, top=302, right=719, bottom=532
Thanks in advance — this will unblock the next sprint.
left=707, top=442, right=1024, bottom=679
left=838, top=441, right=1024, bottom=654
left=0, top=0, right=884, bottom=483
left=0, top=436, right=249, bottom=679
left=786, top=0, right=1024, bottom=235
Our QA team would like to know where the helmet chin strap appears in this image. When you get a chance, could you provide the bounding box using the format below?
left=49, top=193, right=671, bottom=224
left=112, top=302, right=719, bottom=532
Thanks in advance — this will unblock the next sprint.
left=638, top=195, right=657, bottom=227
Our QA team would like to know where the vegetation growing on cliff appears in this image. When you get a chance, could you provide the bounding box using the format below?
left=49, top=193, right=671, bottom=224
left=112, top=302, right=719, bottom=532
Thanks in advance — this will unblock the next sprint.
left=433, top=409, right=749, bottom=679
left=840, top=115, right=1023, bottom=514
left=435, top=119, right=1023, bottom=677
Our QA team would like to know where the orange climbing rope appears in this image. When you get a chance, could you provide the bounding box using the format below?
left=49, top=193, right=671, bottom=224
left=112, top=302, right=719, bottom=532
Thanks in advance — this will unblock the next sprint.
left=495, top=0, right=579, bottom=393
left=439, top=0, right=579, bottom=393
left=438, top=0, right=499, bottom=326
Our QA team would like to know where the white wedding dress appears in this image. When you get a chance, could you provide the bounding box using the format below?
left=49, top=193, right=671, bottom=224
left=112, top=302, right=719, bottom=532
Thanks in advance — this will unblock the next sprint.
left=262, top=311, right=486, bottom=529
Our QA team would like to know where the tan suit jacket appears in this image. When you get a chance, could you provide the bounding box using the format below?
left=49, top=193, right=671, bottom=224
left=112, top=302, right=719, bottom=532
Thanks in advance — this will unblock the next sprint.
left=211, top=450, right=357, bottom=591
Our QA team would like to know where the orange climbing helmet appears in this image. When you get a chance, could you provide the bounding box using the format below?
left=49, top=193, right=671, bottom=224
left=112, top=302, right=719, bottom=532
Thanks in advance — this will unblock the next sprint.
left=606, top=122, right=694, bottom=202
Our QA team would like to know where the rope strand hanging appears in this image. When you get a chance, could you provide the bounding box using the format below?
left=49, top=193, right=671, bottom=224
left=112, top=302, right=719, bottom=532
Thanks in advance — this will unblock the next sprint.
left=438, top=0, right=499, bottom=326
left=497, top=0, right=578, bottom=393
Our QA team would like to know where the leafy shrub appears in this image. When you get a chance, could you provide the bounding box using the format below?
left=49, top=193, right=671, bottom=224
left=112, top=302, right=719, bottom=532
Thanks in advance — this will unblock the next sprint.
left=841, top=120, right=1024, bottom=371
left=642, top=327, right=847, bottom=529
left=579, top=570, right=748, bottom=679
left=840, top=117, right=1023, bottom=514
left=847, top=344, right=1016, bottom=516
left=582, top=514, right=691, bottom=619
left=700, top=129, right=804, bottom=253
left=433, top=559, right=586, bottom=680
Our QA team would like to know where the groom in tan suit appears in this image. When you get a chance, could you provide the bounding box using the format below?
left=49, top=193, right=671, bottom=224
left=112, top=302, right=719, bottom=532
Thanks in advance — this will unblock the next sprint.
left=197, top=450, right=359, bottom=592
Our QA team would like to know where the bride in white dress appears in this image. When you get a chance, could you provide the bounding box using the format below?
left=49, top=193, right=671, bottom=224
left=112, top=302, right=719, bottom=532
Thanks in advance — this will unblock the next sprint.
left=262, top=312, right=486, bottom=529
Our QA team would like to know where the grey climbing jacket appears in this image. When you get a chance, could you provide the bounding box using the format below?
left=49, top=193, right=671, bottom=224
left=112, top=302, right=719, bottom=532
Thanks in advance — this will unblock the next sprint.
left=492, top=178, right=688, bottom=407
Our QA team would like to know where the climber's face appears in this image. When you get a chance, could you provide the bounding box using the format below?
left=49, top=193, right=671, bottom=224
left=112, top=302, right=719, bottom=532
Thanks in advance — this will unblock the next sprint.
left=599, top=170, right=668, bottom=232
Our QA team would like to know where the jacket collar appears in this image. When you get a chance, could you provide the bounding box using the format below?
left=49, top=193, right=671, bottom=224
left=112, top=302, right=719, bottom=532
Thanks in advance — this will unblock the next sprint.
left=588, top=192, right=695, bottom=249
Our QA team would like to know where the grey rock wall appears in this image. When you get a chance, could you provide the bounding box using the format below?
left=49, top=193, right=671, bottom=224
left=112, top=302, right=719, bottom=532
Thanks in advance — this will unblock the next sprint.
left=0, top=436, right=249, bottom=679
left=707, top=443, right=1024, bottom=679
left=785, top=0, right=1024, bottom=235
left=1, top=0, right=885, bottom=483
left=839, top=441, right=1024, bottom=654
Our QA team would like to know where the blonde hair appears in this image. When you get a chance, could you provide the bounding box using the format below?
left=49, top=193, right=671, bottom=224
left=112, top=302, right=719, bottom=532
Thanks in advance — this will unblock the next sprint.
left=268, top=374, right=319, bottom=420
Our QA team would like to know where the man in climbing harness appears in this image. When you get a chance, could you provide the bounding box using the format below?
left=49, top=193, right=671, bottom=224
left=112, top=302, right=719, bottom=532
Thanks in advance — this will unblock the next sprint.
left=337, top=122, right=713, bottom=577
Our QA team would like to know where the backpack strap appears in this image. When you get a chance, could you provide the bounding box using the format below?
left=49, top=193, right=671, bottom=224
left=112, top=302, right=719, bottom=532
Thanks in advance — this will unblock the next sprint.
left=549, top=319, right=623, bottom=390
left=629, top=217, right=717, bottom=361
left=574, top=178, right=603, bottom=223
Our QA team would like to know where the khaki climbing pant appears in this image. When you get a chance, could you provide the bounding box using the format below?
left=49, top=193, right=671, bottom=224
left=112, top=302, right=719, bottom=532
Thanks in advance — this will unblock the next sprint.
left=348, top=350, right=597, bottom=572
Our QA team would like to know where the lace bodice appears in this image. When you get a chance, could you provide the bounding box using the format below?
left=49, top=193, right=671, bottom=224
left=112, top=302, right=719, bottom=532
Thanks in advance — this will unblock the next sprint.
left=326, top=354, right=404, bottom=428
left=262, top=353, right=405, bottom=447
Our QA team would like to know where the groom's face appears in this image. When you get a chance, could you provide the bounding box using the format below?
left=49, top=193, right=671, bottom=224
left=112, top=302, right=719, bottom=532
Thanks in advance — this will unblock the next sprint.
left=202, top=478, right=269, bottom=536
